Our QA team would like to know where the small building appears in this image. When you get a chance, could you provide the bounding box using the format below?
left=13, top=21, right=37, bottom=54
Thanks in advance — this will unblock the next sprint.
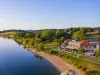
left=90, top=41, right=100, bottom=50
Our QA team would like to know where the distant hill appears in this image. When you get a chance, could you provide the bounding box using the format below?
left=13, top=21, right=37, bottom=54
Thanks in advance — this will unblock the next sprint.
left=0, top=27, right=99, bottom=33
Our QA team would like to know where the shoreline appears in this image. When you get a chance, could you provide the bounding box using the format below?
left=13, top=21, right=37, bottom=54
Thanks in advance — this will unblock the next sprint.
left=28, top=48, right=84, bottom=75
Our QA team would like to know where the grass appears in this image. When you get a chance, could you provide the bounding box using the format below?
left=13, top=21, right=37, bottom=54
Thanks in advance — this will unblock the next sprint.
left=80, top=56, right=100, bottom=63
left=71, top=58, right=100, bottom=74
left=86, top=31, right=99, bottom=35
left=62, top=50, right=100, bottom=63
left=43, top=41, right=59, bottom=47
left=13, top=36, right=100, bottom=75
left=0, top=32, right=14, bottom=37
left=51, top=50, right=100, bottom=74
left=44, top=49, right=100, bottom=74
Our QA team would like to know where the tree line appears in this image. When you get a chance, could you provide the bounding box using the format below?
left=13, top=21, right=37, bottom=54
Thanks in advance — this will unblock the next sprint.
left=13, top=27, right=95, bottom=47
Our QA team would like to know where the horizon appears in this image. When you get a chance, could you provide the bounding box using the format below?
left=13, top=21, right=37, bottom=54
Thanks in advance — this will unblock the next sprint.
left=0, top=0, right=100, bottom=30
left=0, top=26, right=99, bottom=31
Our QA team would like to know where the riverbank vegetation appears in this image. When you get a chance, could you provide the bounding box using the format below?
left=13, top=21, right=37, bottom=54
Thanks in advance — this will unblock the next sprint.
left=11, top=27, right=100, bottom=75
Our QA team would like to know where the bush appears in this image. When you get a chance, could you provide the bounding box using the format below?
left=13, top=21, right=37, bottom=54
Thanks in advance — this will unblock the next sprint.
left=81, top=67, right=87, bottom=72
left=49, top=50, right=59, bottom=55
left=85, top=70, right=100, bottom=75
left=37, top=43, right=44, bottom=51
left=35, top=38, right=42, bottom=43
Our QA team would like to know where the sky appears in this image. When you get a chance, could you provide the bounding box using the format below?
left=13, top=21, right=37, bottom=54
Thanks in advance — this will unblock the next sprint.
left=0, top=0, right=100, bottom=30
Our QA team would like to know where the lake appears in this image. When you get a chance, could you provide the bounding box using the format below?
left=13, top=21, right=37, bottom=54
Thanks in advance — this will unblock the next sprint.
left=0, top=37, right=60, bottom=75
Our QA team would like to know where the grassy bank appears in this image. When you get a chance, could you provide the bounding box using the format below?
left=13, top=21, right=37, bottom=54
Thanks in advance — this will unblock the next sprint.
left=43, top=50, right=100, bottom=75
left=62, top=51, right=100, bottom=63
left=0, top=32, right=14, bottom=37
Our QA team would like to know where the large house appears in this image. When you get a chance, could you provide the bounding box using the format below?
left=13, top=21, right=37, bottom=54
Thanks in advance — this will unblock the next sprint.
left=63, top=40, right=96, bottom=52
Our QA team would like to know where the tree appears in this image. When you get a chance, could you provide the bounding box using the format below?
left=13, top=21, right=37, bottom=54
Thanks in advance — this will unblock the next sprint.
left=13, top=32, right=24, bottom=39
left=72, top=31, right=86, bottom=41
left=31, top=32, right=35, bottom=36
left=56, top=30, right=66, bottom=39
left=98, top=30, right=100, bottom=35
left=70, top=27, right=93, bottom=35
left=72, top=32, right=79, bottom=40
left=23, top=39, right=29, bottom=45
left=58, top=37, right=65, bottom=45
left=80, top=27, right=87, bottom=35
left=35, top=38, right=42, bottom=43
left=27, top=39, right=35, bottom=46
left=78, top=47, right=84, bottom=55
left=79, top=32, right=86, bottom=41
left=36, top=31, right=41, bottom=38
left=41, top=29, right=53, bottom=41
left=25, top=33, right=31, bottom=38
left=38, top=43, right=44, bottom=51
left=96, top=49, right=100, bottom=57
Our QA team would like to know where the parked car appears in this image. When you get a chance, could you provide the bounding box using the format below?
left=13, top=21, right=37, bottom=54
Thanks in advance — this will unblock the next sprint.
left=61, top=70, right=74, bottom=75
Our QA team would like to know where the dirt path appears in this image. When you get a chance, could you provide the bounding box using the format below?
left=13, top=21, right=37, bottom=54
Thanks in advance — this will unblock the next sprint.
left=28, top=48, right=84, bottom=75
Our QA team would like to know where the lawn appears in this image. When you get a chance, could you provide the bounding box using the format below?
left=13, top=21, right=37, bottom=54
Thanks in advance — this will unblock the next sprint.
left=45, top=49, right=100, bottom=74
left=86, top=31, right=99, bottom=35
left=43, top=41, right=59, bottom=47
left=59, top=51, right=100, bottom=74
left=80, top=56, right=100, bottom=63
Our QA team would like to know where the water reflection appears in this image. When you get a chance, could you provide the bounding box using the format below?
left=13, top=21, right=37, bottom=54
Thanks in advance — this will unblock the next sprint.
left=0, top=37, right=60, bottom=75
left=34, top=54, right=43, bottom=60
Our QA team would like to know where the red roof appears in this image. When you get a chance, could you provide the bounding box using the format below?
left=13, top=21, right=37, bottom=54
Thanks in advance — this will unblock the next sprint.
left=79, top=40, right=92, bottom=46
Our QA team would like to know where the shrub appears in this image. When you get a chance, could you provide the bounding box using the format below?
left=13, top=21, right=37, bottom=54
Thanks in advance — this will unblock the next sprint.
left=49, top=50, right=59, bottom=55
left=37, top=43, right=44, bottom=51
left=81, top=67, right=87, bottom=72
left=85, top=70, right=100, bottom=75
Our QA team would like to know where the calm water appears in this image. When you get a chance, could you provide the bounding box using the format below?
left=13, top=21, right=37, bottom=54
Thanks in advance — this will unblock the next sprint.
left=0, top=37, right=60, bottom=75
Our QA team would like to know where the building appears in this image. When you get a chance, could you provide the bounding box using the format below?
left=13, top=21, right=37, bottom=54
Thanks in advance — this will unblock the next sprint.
left=63, top=40, right=96, bottom=52
left=90, top=41, right=100, bottom=50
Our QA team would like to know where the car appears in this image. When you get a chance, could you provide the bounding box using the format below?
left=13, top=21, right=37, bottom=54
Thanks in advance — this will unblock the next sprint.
left=61, top=70, right=74, bottom=75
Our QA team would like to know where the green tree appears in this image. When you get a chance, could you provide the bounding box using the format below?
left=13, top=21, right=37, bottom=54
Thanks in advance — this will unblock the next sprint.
left=80, top=27, right=87, bottom=35
left=23, top=39, right=29, bottom=45
left=96, top=49, right=100, bottom=57
left=98, top=30, right=100, bottom=35
left=79, top=32, right=86, bottom=41
left=38, top=43, right=44, bottom=51
left=25, top=33, right=31, bottom=38
left=73, top=31, right=86, bottom=41
left=41, top=29, right=53, bottom=41
left=27, top=39, right=35, bottom=46
left=55, top=29, right=70, bottom=39
left=78, top=47, right=84, bottom=55
left=36, top=31, right=41, bottom=38
left=31, top=32, right=35, bottom=36
left=35, top=38, right=42, bottom=43
left=58, top=37, right=65, bottom=45
left=70, top=27, right=93, bottom=35
left=13, top=32, right=24, bottom=39
left=72, top=32, right=79, bottom=40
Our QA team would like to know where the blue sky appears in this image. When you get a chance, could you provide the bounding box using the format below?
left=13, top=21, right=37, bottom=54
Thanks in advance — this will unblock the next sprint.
left=0, top=0, right=100, bottom=30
